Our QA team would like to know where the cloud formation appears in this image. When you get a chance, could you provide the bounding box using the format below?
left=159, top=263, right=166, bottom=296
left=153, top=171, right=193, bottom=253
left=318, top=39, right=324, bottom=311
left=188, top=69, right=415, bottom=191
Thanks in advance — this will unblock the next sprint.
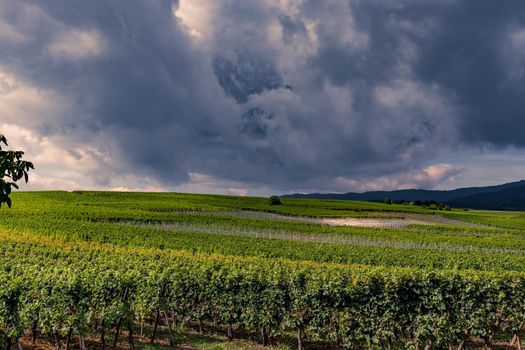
left=0, top=0, right=524, bottom=194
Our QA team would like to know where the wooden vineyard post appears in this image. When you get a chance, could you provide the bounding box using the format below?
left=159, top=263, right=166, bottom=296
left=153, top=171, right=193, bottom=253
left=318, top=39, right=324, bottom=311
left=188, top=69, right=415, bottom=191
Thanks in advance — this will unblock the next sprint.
left=113, top=288, right=130, bottom=348
left=297, top=326, right=304, bottom=350
left=151, top=283, right=167, bottom=344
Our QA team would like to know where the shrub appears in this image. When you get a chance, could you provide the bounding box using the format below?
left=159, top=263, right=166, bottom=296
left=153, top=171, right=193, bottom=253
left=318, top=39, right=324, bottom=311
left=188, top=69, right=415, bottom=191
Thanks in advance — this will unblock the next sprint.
left=269, top=196, right=282, bottom=205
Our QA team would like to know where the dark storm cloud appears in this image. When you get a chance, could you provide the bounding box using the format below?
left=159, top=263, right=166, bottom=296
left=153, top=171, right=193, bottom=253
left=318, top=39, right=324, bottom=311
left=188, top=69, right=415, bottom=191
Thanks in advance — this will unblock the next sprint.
left=213, top=51, right=283, bottom=103
left=1, top=0, right=524, bottom=192
left=410, top=1, right=525, bottom=146
left=0, top=0, right=240, bottom=185
left=303, top=0, right=525, bottom=146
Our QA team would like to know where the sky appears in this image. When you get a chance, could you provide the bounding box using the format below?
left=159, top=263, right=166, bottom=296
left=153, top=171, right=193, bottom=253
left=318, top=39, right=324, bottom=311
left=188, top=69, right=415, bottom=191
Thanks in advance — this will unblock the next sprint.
left=0, top=0, right=524, bottom=196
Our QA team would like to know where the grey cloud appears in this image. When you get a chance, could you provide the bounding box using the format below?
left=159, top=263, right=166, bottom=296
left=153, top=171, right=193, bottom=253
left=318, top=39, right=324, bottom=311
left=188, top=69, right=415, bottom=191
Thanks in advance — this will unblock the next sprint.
left=241, top=108, right=274, bottom=140
left=279, top=15, right=307, bottom=45
left=1, top=0, right=524, bottom=193
left=411, top=1, right=525, bottom=146
left=213, top=51, right=283, bottom=103
left=1, top=0, right=240, bottom=185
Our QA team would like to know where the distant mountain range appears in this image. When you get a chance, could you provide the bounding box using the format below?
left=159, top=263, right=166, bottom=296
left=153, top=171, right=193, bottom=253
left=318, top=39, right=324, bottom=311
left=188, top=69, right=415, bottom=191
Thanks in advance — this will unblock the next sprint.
left=283, top=180, right=525, bottom=211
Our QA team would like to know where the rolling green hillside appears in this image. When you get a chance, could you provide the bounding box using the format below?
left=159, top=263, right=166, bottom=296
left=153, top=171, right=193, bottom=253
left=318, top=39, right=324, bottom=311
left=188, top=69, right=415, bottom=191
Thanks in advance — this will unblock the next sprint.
left=1, top=191, right=525, bottom=350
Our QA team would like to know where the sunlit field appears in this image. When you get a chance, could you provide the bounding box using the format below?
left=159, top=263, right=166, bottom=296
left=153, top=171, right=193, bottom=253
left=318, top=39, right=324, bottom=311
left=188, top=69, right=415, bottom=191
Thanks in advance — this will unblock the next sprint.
left=1, top=191, right=525, bottom=350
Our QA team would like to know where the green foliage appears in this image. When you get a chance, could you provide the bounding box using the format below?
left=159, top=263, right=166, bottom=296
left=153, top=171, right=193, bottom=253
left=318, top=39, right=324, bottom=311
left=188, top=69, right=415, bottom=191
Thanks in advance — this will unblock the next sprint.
left=0, top=241, right=525, bottom=349
left=269, top=195, right=282, bottom=205
left=2, top=192, right=525, bottom=271
left=0, top=133, right=33, bottom=208
left=384, top=197, right=392, bottom=205
left=442, top=209, right=525, bottom=229
left=0, top=191, right=525, bottom=348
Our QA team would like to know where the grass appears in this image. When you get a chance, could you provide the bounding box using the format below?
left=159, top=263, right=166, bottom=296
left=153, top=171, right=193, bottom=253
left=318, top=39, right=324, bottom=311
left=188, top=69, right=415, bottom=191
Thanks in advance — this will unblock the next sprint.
left=2, top=191, right=525, bottom=272
left=442, top=208, right=525, bottom=229
left=3, top=191, right=525, bottom=349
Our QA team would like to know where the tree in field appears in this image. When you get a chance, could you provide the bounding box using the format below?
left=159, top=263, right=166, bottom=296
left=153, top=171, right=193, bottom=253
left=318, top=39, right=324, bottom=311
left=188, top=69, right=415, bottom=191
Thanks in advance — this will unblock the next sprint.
left=0, top=133, right=33, bottom=208
left=384, top=197, right=392, bottom=205
left=269, top=195, right=282, bottom=205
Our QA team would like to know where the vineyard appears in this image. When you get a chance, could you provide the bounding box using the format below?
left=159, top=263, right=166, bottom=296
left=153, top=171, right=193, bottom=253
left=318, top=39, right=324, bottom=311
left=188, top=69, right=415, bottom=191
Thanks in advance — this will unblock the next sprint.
left=1, top=191, right=525, bottom=350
